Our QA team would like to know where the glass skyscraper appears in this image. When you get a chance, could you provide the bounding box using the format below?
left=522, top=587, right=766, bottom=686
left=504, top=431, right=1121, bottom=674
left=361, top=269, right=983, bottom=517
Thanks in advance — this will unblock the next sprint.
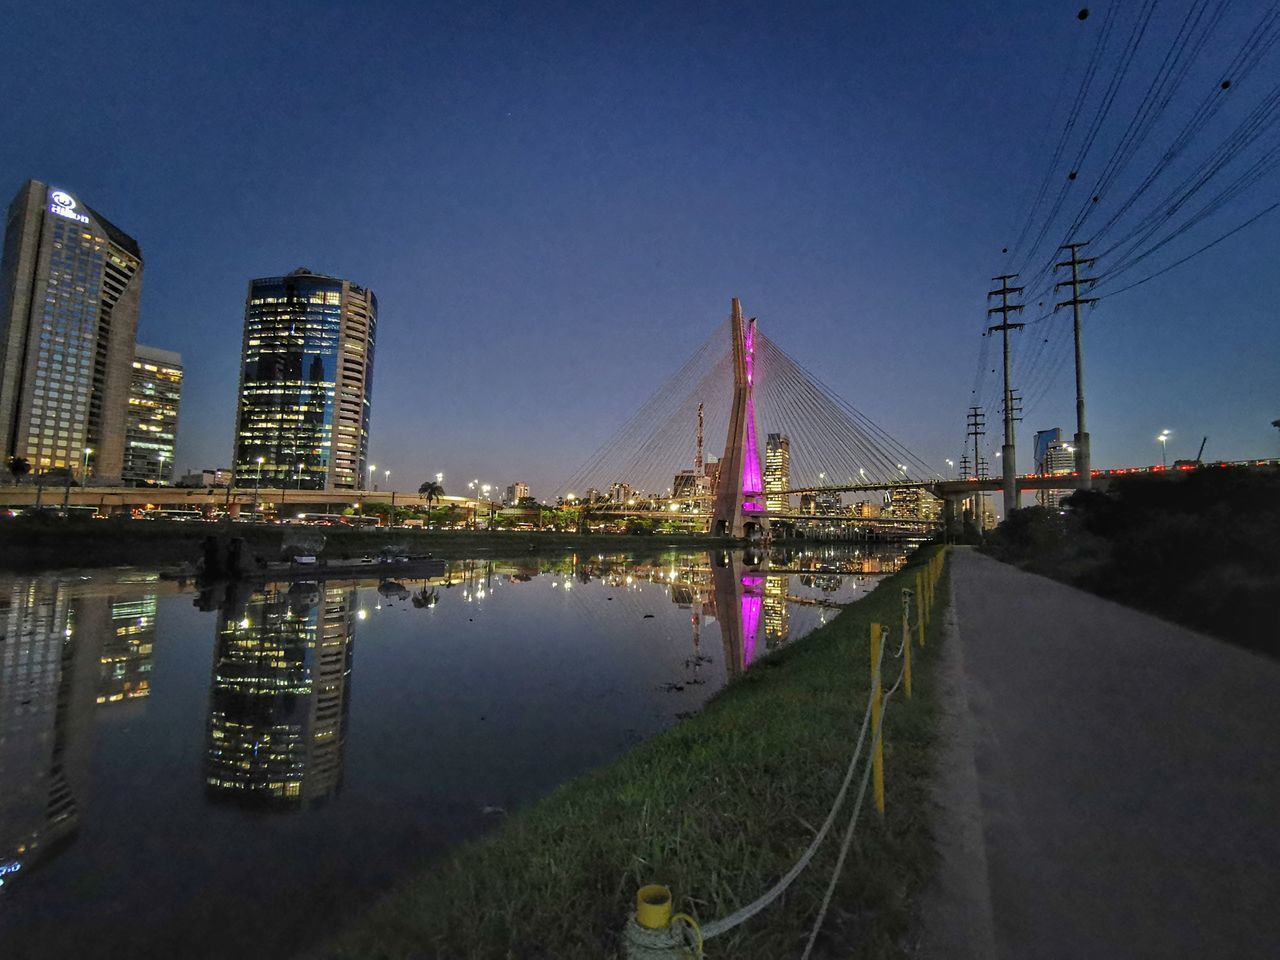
left=123, top=344, right=182, bottom=485
left=765, top=432, right=791, bottom=513
left=0, top=180, right=143, bottom=482
left=232, top=268, right=376, bottom=490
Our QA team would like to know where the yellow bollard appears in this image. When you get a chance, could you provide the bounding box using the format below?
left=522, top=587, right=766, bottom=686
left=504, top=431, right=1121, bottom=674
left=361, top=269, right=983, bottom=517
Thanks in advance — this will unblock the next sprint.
left=901, top=590, right=913, bottom=699
left=636, top=885, right=672, bottom=930
left=916, top=571, right=926, bottom=648
left=870, top=623, right=885, bottom=816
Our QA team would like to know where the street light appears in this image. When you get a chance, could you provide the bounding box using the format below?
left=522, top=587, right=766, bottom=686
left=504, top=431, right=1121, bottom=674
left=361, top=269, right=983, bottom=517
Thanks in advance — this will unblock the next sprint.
left=157, top=451, right=166, bottom=485
left=82, top=447, right=93, bottom=483
left=945, top=458, right=954, bottom=478
left=367, top=463, right=376, bottom=491
left=252, top=456, right=264, bottom=519
left=1157, top=430, right=1171, bottom=468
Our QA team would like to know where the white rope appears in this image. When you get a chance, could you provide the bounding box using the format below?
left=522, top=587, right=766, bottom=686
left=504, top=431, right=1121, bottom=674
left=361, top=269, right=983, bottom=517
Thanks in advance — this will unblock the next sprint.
left=699, top=635, right=889, bottom=940
left=800, top=662, right=906, bottom=959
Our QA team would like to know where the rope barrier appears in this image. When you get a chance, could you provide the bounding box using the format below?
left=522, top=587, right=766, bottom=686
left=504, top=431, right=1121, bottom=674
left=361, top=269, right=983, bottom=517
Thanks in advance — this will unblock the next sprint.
left=801, top=660, right=907, bottom=959
left=624, top=550, right=949, bottom=957
left=696, top=631, right=887, bottom=940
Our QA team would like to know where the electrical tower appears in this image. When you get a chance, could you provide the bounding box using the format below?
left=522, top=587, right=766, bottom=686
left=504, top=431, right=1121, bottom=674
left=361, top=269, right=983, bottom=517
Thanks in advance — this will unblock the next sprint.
left=966, top=406, right=987, bottom=529
left=987, top=274, right=1025, bottom=517
left=1055, top=243, right=1098, bottom=490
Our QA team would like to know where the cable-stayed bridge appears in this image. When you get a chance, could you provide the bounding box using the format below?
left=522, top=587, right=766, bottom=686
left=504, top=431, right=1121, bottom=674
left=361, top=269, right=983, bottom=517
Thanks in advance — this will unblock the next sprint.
left=558, top=298, right=955, bottom=536
left=557, top=298, right=1268, bottom=537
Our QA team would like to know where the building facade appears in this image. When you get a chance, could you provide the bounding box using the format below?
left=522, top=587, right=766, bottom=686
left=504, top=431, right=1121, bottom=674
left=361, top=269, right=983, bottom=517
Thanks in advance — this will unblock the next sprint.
left=1039, top=438, right=1076, bottom=508
left=123, top=344, right=181, bottom=485
left=885, top=487, right=942, bottom=521
left=232, top=268, right=376, bottom=491
left=505, top=481, right=530, bottom=505
left=764, top=433, right=791, bottom=513
left=0, top=181, right=143, bottom=482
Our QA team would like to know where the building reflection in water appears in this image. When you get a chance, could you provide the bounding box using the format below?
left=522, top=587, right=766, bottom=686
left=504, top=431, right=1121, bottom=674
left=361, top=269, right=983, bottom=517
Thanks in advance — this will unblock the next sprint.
left=0, top=580, right=109, bottom=889
left=97, top=583, right=157, bottom=705
left=205, top=581, right=356, bottom=810
left=763, top=575, right=791, bottom=650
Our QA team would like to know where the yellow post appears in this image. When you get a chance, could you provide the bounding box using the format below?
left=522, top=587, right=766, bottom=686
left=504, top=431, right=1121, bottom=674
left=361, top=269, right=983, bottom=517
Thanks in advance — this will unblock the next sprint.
left=916, top=572, right=926, bottom=647
left=870, top=622, right=885, bottom=816
left=901, top=590, right=913, bottom=699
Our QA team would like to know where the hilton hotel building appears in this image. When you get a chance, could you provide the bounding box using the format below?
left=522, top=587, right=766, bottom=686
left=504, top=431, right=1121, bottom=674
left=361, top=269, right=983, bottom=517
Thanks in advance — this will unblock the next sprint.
left=0, top=180, right=143, bottom=483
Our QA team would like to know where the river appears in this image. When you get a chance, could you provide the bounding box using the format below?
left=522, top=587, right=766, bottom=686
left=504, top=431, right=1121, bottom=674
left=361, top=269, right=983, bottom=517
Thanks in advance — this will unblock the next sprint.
left=0, top=543, right=907, bottom=959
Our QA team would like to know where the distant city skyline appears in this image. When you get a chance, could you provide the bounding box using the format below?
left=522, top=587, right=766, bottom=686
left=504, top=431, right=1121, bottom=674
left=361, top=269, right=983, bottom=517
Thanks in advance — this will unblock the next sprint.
left=3, top=2, right=1277, bottom=496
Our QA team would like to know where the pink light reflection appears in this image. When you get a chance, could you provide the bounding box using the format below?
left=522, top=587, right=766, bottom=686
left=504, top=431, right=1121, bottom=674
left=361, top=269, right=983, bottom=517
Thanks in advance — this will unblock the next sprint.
left=740, top=575, right=764, bottom=667
left=741, top=320, right=764, bottom=497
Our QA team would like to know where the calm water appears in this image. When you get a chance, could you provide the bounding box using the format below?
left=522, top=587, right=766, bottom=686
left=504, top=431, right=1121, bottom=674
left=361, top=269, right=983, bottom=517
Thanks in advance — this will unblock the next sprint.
left=0, top=544, right=906, bottom=959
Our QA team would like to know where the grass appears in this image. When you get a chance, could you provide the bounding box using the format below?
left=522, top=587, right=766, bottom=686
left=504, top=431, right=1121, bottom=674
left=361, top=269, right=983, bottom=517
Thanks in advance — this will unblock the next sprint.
left=0, top=515, right=734, bottom=571
left=322, top=546, right=951, bottom=960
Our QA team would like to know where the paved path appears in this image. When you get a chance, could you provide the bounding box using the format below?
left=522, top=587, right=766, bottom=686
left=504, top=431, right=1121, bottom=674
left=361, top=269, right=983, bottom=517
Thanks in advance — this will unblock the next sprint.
left=920, top=548, right=1280, bottom=960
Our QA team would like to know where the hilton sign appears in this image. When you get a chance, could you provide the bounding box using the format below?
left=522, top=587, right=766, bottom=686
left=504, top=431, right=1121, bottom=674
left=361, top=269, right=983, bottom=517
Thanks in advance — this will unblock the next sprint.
left=48, top=189, right=90, bottom=224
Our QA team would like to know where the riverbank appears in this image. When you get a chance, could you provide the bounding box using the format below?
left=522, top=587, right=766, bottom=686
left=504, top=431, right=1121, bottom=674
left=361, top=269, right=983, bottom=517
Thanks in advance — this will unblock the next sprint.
left=0, top=516, right=739, bottom=571
left=322, top=545, right=950, bottom=960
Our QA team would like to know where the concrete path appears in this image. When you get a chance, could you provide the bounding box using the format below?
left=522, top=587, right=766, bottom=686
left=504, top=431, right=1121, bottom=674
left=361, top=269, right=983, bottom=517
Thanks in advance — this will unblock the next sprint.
left=919, top=548, right=1280, bottom=960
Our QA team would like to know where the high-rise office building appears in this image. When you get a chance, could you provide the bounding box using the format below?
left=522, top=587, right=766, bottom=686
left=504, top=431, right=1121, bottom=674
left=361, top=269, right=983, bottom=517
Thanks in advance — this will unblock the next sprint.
left=1033, top=428, right=1062, bottom=474
left=123, top=344, right=181, bottom=485
left=1039, top=438, right=1076, bottom=508
left=672, top=469, right=700, bottom=499
left=232, top=268, right=376, bottom=491
left=0, top=180, right=143, bottom=482
left=885, top=487, right=942, bottom=521
left=506, top=481, right=531, bottom=505
left=764, top=433, right=791, bottom=513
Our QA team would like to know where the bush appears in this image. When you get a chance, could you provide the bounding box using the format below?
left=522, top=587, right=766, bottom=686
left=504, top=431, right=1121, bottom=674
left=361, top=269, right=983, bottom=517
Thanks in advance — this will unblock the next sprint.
left=984, top=466, right=1280, bottom=656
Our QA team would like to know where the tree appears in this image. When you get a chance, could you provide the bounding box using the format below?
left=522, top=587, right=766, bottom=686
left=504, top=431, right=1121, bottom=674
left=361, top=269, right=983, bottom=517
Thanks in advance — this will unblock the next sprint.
left=7, top=456, right=31, bottom=483
left=418, top=480, right=445, bottom=512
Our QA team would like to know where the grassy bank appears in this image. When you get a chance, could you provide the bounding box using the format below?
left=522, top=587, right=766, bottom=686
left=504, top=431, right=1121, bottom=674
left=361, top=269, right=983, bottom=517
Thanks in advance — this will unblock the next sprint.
left=983, top=465, right=1279, bottom=656
left=323, top=546, right=950, bottom=960
left=0, top=515, right=735, bottom=571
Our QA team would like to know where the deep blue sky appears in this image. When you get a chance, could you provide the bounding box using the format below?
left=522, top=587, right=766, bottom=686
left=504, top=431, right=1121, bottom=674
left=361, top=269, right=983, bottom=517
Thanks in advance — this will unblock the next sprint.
left=3, top=0, right=1277, bottom=497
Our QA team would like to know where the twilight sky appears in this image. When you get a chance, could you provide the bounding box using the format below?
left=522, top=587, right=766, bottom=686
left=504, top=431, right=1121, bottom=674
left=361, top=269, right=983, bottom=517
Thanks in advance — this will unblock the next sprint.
left=3, top=0, right=1277, bottom=498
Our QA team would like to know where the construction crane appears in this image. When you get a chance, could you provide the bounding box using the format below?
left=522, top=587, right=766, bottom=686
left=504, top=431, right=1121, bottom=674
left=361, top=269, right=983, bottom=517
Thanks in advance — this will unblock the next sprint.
left=1173, top=437, right=1207, bottom=468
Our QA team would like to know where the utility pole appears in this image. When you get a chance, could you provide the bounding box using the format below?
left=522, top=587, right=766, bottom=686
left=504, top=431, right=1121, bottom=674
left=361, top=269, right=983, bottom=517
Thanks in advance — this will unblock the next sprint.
left=1055, top=242, right=1098, bottom=490
left=966, top=407, right=986, bottom=530
left=987, top=274, right=1025, bottom=517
